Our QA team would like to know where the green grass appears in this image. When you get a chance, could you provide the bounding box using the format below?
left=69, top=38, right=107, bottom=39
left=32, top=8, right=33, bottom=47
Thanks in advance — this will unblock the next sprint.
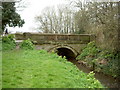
left=0, top=50, right=1, bottom=89
left=2, top=50, right=104, bottom=88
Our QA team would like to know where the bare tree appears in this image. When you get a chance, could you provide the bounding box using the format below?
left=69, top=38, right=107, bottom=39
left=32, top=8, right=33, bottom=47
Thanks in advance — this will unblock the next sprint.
left=35, top=5, right=76, bottom=34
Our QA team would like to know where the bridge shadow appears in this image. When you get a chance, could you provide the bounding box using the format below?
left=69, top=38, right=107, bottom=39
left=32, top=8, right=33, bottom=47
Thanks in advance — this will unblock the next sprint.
left=56, top=48, right=76, bottom=60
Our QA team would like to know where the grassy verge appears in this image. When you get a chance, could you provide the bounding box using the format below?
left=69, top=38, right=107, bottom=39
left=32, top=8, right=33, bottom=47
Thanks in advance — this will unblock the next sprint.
left=0, top=51, right=1, bottom=89
left=2, top=50, right=104, bottom=88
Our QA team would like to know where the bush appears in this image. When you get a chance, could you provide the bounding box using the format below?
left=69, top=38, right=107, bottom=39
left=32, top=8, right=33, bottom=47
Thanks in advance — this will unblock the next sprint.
left=2, top=34, right=16, bottom=50
left=77, top=41, right=120, bottom=77
left=98, top=50, right=114, bottom=60
left=102, top=53, right=120, bottom=77
left=76, top=41, right=99, bottom=60
left=20, top=39, right=34, bottom=50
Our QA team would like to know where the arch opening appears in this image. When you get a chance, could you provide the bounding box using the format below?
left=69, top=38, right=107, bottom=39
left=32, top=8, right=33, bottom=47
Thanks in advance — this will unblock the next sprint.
left=56, top=48, right=76, bottom=60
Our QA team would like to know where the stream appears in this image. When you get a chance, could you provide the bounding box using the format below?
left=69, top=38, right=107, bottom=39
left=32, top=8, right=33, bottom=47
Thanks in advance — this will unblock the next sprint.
left=35, top=45, right=120, bottom=88
left=68, top=59, right=120, bottom=88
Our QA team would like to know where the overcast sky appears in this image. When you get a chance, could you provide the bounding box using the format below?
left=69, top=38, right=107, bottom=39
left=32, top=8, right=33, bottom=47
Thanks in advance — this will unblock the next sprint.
left=9, top=0, right=68, bottom=33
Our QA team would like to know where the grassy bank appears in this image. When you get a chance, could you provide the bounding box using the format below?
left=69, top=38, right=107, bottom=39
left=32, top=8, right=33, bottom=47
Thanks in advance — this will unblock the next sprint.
left=2, top=50, right=104, bottom=88
left=77, top=41, right=120, bottom=77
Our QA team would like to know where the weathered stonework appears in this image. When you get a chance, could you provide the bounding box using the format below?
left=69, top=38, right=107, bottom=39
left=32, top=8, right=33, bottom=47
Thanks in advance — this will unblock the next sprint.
left=15, top=33, right=95, bottom=57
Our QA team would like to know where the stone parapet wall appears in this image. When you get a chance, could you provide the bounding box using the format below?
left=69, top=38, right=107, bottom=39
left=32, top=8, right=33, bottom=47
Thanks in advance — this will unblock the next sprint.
left=15, top=33, right=95, bottom=44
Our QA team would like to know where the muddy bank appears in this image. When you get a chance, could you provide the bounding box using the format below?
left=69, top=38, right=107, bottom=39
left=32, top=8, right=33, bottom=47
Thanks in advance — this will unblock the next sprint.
left=68, top=59, right=120, bottom=88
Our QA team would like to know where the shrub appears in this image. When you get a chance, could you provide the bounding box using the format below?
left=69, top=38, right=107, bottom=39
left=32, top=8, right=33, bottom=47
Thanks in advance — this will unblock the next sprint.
left=77, top=41, right=120, bottom=77
left=20, top=39, right=34, bottom=50
left=102, top=53, right=120, bottom=77
left=98, top=50, right=114, bottom=60
left=2, top=34, right=16, bottom=50
left=76, top=41, right=99, bottom=60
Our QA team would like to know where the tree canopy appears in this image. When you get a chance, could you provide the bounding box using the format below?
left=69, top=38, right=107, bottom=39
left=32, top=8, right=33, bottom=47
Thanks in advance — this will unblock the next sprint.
left=2, top=2, right=25, bottom=32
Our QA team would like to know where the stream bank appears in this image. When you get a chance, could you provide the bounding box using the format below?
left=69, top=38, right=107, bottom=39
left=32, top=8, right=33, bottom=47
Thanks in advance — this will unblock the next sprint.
left=68, top=59, right=120, bottom=88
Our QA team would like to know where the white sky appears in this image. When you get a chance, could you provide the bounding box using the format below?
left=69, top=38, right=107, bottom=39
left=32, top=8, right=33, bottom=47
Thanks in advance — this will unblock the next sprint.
left=9, top=0, right=68, bottom=33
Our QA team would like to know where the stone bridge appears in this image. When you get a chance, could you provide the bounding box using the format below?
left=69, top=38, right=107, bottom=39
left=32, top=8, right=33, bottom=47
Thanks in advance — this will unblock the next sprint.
left=15, top=33, right=95, bottom=59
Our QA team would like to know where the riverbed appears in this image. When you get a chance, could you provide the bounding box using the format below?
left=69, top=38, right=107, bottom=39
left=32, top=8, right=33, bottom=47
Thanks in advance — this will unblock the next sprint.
left=68, top=59, right=120, bottom=88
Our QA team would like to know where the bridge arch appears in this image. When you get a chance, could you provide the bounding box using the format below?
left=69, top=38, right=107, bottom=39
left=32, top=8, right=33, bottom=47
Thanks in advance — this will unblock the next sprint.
left=49, top=45, right=79, bottom=59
